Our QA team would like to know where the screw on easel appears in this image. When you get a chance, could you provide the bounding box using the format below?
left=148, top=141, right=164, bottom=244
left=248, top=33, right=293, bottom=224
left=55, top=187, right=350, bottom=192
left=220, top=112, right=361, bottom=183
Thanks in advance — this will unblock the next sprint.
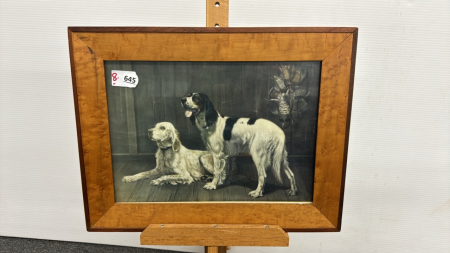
left=160, top=225, right=164, bottom=228
left=213, top=225, right=217, bottom=228
left=264, top=225, right=269, bottom=228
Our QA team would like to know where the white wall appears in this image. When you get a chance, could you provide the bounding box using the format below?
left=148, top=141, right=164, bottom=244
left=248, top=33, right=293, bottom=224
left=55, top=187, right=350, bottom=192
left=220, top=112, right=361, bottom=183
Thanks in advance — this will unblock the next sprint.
left=0, top=1, right=449, bottom=252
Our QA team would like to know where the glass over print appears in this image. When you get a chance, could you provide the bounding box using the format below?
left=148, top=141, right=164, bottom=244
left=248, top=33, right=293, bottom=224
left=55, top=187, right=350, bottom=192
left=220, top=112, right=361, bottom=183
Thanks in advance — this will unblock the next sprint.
left=105, top=61, right=321, bottom=202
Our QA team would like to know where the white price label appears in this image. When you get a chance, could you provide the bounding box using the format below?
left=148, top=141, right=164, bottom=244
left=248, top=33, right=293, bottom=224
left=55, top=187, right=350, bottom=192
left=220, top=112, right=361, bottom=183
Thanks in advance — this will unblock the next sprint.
left=111, top=70, right=139, bottom=88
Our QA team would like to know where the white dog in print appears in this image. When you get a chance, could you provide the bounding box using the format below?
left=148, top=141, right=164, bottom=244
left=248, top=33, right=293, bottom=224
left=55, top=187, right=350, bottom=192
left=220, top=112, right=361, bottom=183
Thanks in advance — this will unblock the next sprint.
left=122, top=122, right=214, bottom=185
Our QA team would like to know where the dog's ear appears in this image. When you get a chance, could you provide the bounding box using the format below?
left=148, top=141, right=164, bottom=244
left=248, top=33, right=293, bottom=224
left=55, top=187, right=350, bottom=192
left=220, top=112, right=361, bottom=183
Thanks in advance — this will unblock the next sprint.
left=202, top=94, right=218, bottom=127
left=171, top=129, right=181, bottom=152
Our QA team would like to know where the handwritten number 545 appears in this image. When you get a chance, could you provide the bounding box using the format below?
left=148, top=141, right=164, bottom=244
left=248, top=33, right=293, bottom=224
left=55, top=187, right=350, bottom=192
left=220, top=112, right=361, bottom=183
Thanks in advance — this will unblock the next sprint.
left=124, top=75, right=136, bottom=84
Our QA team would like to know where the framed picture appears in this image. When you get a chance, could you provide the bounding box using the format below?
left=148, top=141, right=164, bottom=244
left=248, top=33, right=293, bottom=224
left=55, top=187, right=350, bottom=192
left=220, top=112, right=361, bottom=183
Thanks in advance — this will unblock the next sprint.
left=68, top=27, right=357, bottom=232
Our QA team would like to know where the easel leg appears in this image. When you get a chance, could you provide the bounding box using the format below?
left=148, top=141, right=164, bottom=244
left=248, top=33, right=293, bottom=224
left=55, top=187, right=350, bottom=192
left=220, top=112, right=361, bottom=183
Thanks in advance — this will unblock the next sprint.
left=205, top=246, right=228, bottom=253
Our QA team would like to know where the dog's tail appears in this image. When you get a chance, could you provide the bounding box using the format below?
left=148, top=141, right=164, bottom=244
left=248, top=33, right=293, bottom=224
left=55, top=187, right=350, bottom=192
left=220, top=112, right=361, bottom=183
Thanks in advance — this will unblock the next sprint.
left=271, top=138, right=287, bottom=184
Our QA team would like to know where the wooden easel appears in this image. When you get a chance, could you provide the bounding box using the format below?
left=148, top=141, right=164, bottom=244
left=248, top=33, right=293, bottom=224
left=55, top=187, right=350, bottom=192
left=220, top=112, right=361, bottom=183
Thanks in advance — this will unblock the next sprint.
left=140, top=1, right=290, bottom=252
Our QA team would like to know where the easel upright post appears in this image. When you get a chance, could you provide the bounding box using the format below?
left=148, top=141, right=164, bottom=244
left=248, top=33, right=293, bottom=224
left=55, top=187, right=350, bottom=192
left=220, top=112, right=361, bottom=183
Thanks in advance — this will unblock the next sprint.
left=205, top=3, right=227, bottom=250
left=206, top=0, right=229, bottom=27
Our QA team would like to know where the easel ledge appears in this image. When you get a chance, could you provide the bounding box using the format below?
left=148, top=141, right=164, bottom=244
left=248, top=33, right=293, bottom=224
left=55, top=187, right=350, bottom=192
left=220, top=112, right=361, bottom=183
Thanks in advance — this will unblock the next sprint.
left=141, top=224, right=289, bottom=252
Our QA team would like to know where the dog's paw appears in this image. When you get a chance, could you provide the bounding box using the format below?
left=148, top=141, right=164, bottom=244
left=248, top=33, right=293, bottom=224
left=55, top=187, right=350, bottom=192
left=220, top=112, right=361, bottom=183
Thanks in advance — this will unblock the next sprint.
left=286, top=189, right=298, bottom=196
left=122, top=176, right=137, bottom=183
left=248, top=190, right=263, bottom=198
left=203, top=182, right=217, bottom=190
left=150, top=179, right=161, bottom=185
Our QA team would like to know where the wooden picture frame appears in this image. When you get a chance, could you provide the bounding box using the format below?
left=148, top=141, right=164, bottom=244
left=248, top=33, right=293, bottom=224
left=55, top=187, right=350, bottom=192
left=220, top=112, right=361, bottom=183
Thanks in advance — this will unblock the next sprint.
left=68, top=27, right=358, bottom=232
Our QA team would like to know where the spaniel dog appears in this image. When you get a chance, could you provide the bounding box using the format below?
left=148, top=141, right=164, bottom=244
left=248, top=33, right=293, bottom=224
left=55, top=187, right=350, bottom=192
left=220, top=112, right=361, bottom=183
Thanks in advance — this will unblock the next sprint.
left=122, top=122, right=214, bottom=185
left=181, top=93, right=298, bottom=197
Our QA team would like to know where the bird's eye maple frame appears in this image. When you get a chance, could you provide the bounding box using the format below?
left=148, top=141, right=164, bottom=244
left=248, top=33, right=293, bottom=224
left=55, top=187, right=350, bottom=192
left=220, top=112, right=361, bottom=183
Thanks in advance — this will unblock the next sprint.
left=68, top=27, right=358, bottom=232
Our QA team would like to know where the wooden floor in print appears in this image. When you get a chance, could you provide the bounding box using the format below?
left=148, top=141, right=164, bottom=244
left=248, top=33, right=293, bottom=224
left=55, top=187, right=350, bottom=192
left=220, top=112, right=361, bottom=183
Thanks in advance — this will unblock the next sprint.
left=113, top=156, right=314, bottom=202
